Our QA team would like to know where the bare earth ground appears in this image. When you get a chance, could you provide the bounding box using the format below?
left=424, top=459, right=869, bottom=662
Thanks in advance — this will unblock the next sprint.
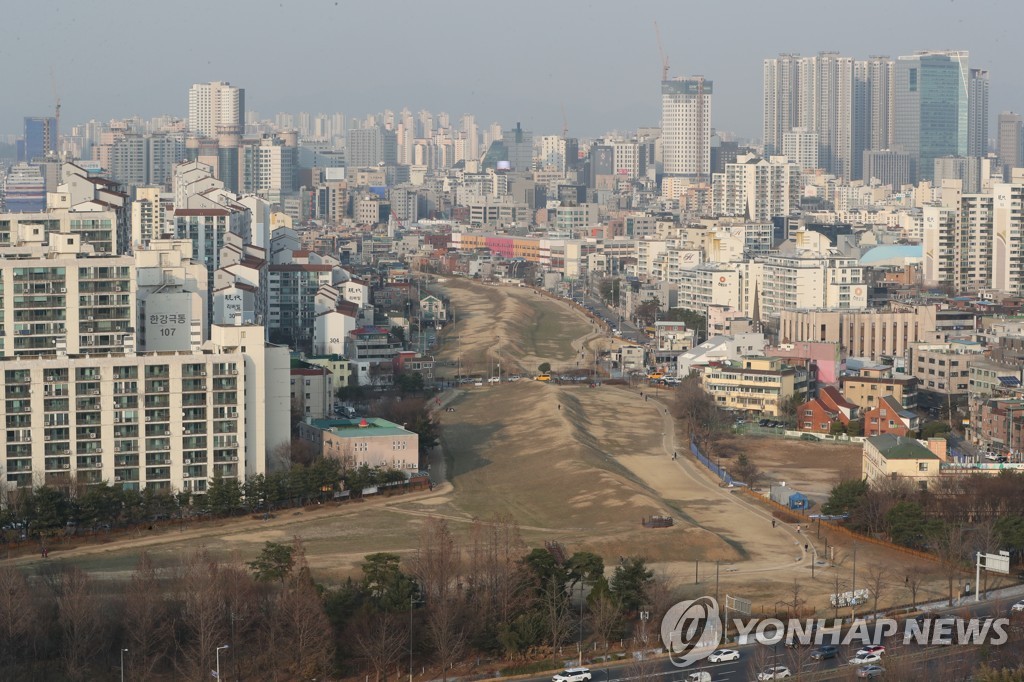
left=9, top=279, right=970, bottom=616
left=431, top=280, right=604, bottom=377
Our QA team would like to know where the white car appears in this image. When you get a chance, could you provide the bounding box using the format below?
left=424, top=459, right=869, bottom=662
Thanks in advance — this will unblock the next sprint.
left=707, top=649, right=740, bottom=663
left=487, top=376, right=500, bottom=383
left=849, top=653, right=882, bottom=665
left=1012, top=599, right=1024, bottom=613
left=686, top=673, right=711, bottom=682
left=757, top=666, right=791, bottom=680
left=552, top=669, right=591, bottom=682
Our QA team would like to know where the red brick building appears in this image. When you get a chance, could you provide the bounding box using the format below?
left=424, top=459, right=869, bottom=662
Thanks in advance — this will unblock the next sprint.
left=796, top=385, right=860, bottom=433
left=863, top=395, right=920, bottom=437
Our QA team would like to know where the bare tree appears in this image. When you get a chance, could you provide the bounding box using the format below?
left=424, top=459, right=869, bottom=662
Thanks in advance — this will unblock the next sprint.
left=411, top=518, right=466, bottom=681
left=0, top=565, right=39, bottom=671
left=673, top=377, right=727, bottom=458
left=123, top=552, right=173, bottom=680
left=789, top=579, right=806, bottom=617
left=905, top=571, right=927, bottom=609
left=427, top=597, right=467, bottom=682
left=465, top=514, right=531, bottom=639
left=56, top=567, right=102, bottom=681
left=174, top=550, right=229, bottom=681
left=355, top=611, right=409, bottom=682
left=931, top=523, right=970, bottom=607
left=588, top=592, right=623, bottom=652
left=274, top=573, right=335, bottom=680
left=866, top=565, right=890, bottom=617
left=627, top=620, right=658, bottom=682
left=541, top=574, right=573, bottom=665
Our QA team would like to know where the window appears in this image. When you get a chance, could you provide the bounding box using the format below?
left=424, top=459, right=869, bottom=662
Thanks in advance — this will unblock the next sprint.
left=918, top=462, right=928, bottom=472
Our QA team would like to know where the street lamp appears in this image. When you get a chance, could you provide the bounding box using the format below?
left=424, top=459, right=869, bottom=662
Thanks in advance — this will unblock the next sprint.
left=121, top=648, right=128, bottom=682
left=577, top=581, right=586, bottom=666
left=216, top=644, right=229, bottom=680
left=405, top=589, right=409, bottom=679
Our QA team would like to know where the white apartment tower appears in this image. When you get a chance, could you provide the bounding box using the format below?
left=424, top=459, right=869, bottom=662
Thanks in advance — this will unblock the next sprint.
left=187, top=81, right=245, bottom=138
left=661, top=76, right=713, bottom=179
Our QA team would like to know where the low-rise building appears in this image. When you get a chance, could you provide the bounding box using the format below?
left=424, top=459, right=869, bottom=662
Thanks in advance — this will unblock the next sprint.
left=676, top=333, right=767, bottom=377
left=301, top=417, right=419, bottom=472
left=796, top=386, right=859, bottom=434
left=908, top=340, right=985, bottom=403
left=968, top=397, right=1024, bottom=453
left=863, top=395, right=920, bottom=437
left=290, top=366, right=332, bottom=420
left=862, top=434, right=946, bottom=488
left=698, top=355, right=807, bottom=417
left=840, top=365, right=918, bottom=411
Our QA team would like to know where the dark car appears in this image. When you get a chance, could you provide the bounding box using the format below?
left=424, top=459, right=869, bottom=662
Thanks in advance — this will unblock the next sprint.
left=810, top=645, right=838, bottom=660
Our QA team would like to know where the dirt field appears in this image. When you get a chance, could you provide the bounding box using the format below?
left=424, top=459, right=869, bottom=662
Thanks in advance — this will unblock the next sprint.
left=10, top=278, right=969, bottom=616
left=430, top=280, right=602, bottom=377
left=716, top=436, right=863, bottom=505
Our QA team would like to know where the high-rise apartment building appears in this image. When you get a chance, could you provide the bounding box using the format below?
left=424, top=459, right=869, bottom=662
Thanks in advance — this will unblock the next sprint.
left=764, top=53, right=890, bottom=180
left=346, top=126, right=398, bottom=168
left=711, top=154, right=801, bottom=222
left=998, top=112, right=1024, bottom=177
left=967, top=69, right=990, bottom=160
left=187, top=81, right=245, bottom=138
left=782, top=128, right=818, bottom=172
left=661, top=76, right=713, bottom=179
left=894, top=51, right=970, bottom=183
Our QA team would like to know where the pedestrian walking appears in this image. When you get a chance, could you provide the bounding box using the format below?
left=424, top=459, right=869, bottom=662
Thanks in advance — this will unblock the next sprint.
left=772, top=519, right=776, bottom=528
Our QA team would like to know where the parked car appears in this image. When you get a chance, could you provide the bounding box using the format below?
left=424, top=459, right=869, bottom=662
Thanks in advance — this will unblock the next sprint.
left=849, top=653, right=882, bottom=665
left=707, top=649, right=740, bottom=663
left=855, top=665, right=886, bottom=678
left=757, top=666, right=791, bottom=680
left=685, top=673, right=711, bottom=682
left=487, top=377, right=500, bottom=383
left=1011, top=599, right=1024, bottom=613
left=810, top=645, right=838, bottom=660
left=552, top=669, right=591, bottom=682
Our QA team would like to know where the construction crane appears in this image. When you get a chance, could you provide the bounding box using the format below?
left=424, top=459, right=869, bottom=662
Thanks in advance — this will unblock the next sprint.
left=560, top=103, right=569, bottom=138
left=654, top=21, right=670, bottom=82
left=49, top=67, right=61, bottom=159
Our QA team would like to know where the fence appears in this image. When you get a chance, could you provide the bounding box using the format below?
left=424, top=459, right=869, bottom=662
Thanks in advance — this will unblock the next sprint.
left=689, top=440, right=745, bottom=487
left=739, top=488, right=939, bottom=563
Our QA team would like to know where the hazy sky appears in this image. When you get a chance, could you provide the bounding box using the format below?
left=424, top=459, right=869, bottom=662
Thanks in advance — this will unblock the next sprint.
left=3, top=0, right=1021, bottom=141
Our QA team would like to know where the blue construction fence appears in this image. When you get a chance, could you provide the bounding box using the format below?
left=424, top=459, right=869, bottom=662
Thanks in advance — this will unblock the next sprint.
left=689, top=440, right=746, bottom=487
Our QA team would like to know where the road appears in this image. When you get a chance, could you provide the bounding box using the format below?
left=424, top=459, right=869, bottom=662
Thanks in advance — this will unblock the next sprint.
left=510, top=602, right=1022, bottom=682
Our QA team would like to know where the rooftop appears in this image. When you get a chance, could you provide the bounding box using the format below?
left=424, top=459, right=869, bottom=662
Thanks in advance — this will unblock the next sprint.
left=867, top=433, right=939, bottom=460
left=312, top=417, right=413, bottom=438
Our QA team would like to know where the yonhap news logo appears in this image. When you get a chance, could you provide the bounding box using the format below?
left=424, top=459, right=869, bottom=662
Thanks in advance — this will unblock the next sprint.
left=661, top=595, right=1012, bottom=668
left=660, top=596, right=724, bottom=667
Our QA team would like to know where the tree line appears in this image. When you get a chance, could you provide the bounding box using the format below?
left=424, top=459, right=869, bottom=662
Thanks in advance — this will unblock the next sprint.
left=0, top=459, right=412, bottom=543
left=0, top=515, right=672, bottom=681
left=823, top=471, right=1024, bottom=605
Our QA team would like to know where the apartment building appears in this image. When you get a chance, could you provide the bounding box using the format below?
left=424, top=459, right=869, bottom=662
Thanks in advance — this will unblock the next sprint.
left=840, top=365, right=918, bottom=410
left=0, top=228, right=135, bottom=358
left=697, top=355, right=807, bottom=416
left=267, top=263, right=333, bottom=334
left=907, top=340, right=985, bottom=399
left=2, top=322, right=290, bottom=495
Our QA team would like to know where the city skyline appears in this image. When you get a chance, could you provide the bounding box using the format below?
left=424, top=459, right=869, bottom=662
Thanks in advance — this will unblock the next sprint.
left=2, top=0, right=1022, bottom=141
